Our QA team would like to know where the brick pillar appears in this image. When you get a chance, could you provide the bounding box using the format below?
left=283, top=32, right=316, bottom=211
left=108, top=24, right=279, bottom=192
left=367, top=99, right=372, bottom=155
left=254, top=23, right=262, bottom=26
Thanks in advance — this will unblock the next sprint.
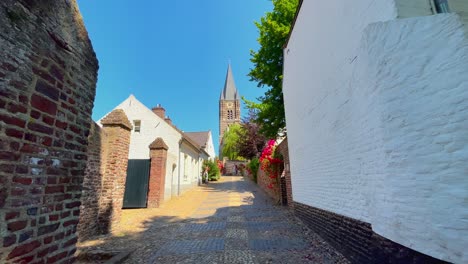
left=147, top=138, right=168, bottom=208
left=0, top=1, right=98, bottom=263
left=277, top=138, right=294, bottom=208
left=99, top=110, right=132, bottom=232
left=77, top=122, right=107, bottom=241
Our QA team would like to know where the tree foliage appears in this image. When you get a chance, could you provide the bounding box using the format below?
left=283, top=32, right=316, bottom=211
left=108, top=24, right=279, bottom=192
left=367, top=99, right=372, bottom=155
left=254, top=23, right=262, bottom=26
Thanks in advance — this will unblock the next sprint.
left=203, top=159, right=220, bottom=181
left=236, top=109, right=266, bottom=160
left=247, top=0, right=299, bottom=138
left=221, top=123, right=243, bottom=160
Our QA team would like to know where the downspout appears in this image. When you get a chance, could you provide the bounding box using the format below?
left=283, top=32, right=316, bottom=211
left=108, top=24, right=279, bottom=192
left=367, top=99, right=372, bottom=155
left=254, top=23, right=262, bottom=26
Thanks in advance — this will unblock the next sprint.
left=197, top=152, right=201, bottom=186
left=178, top=139, right=182, bottom=196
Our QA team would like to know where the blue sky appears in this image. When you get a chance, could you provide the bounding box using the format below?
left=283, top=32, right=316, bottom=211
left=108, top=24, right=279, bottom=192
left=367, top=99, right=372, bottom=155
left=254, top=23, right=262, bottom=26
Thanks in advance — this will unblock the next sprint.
left=77, top=0, right=273, bottom=155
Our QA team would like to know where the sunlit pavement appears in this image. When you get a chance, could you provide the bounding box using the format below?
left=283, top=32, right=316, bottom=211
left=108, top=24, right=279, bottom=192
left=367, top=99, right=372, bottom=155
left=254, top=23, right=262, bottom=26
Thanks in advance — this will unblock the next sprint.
left=77, top=176, right=349, bottom=264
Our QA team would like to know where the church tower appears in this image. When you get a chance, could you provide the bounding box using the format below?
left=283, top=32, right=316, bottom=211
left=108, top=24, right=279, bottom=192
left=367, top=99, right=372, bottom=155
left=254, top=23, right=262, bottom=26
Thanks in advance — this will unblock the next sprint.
left=219, top=63, right=241, bottom=147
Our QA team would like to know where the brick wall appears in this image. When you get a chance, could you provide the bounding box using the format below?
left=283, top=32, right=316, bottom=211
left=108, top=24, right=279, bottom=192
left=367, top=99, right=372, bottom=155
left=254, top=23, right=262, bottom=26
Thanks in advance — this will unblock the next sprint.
left=0, top=0, right=98, bottom=262
left=294, top=202, right=448, bottom=264
left=218, top=99, right=240, bottom=146
left=254, top=140, right=291, bottom=205
left=98, top=110, right=132, bottom=233
left=276, top=138, right=293, bottom=207
left=147, top=138, right=168, bottom=208
left=223, top=160, right=247, bottom=175
left=256, top=165, right=281, bottom=203
left=78, top=111, right=131, bottom=240
left=77, top=122, right=106, bottom=241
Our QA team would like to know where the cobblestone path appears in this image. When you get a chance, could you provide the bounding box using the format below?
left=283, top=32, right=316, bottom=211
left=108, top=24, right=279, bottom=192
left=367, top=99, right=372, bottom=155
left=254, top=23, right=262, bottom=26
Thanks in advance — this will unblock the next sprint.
left=77, top=176, right=349, bottom=263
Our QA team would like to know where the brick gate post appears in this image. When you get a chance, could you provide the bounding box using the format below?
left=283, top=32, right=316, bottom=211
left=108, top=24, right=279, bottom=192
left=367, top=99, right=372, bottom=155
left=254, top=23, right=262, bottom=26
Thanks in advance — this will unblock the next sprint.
left=147, top=138, right=168, bottom=208
left=99, top=110, right=132, bottom=232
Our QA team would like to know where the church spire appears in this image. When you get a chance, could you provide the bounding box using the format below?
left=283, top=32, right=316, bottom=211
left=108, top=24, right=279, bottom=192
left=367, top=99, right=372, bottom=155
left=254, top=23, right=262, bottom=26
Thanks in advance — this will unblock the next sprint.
left=220, top=63, right=238, bottom=100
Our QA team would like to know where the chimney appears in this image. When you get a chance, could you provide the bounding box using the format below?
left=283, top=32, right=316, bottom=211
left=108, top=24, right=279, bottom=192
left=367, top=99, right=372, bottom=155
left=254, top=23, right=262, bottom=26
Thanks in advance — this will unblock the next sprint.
left=165, top=116, right=172, bottom=125
left=152, top=104, right=165, bottom=119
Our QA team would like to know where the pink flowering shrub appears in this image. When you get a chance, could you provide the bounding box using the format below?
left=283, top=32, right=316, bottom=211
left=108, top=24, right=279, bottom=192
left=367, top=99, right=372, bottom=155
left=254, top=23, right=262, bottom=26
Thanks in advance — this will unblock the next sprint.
left=259, top=139, right=283, bottom=189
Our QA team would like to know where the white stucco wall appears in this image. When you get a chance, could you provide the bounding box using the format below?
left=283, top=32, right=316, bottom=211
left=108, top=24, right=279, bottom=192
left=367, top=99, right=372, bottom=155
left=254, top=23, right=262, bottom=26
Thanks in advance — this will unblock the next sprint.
left=363, top=15, right=468, bottom=263
left=284, top=1, right=468, bottom=262
left=396, top=0, right=468, bottom=30
left=205, top=131, right=216, bottom=160
left=449, top=0, right=468, bottom=29
left=178, top=142, right=201, bottom=195
left=396, top=0, right=433, bottom=18
left=284, top=0, right=398, bottom=222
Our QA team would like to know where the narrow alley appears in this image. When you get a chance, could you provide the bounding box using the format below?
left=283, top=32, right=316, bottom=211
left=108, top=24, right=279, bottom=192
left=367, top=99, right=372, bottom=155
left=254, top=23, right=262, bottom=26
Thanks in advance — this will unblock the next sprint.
left=77, top=176, right=349, bottom=263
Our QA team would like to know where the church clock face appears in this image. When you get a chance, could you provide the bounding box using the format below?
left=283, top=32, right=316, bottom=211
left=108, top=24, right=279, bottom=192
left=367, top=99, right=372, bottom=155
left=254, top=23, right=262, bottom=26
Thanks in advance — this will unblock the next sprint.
left=227, top=102, right=233, bottom=108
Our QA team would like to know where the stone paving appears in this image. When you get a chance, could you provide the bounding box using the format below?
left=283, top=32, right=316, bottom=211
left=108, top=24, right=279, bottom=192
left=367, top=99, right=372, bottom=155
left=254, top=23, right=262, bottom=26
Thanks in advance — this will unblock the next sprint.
left=77, top=176, right=349, bottom=263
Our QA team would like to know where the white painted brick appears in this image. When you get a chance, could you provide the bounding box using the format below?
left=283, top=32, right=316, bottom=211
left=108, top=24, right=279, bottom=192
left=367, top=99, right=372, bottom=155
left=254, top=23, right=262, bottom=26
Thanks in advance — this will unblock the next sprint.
left=284, top=1, right=468, bottom=262
left=100, top=95, right=203, bottom=201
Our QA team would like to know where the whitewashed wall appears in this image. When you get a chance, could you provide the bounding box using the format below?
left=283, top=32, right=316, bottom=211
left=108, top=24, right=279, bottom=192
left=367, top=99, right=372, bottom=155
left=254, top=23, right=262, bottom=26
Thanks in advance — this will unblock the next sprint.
left=396, top=0, right=468, bottom=21
left=205, top=131, right=216, bottom=160
left=283, top=1, right=468, bottom=262
left=284, top=0, right=397, bottom=222
left=178, top=142, right=201, bottom=195
left=108, top=95, right=182, bottom=201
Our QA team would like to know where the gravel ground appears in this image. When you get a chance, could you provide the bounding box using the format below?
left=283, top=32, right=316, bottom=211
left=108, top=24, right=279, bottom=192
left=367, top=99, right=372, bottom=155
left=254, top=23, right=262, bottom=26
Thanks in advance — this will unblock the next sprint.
left=77, top=176, right=350, bottom=264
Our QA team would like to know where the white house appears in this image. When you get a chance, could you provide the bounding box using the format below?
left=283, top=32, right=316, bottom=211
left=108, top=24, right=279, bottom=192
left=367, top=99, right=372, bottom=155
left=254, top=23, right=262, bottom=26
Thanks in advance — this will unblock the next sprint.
left=283, top=1, right=468, bottom=263
left=185, top=131, right=216, bottom=160
left=99, top=95, right=209, bottom=201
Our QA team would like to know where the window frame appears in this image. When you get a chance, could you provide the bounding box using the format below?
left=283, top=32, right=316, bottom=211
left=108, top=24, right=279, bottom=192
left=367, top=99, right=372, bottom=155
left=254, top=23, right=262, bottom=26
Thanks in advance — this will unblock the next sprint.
left=133, top=120, right=141, bottom=133
left=433, top=0, right=450, bottom=13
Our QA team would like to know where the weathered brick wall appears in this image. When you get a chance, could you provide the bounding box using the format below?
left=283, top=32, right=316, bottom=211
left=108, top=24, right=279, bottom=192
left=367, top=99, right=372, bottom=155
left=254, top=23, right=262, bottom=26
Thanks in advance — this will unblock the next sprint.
left=147, top=138, right=168, bottom=208
left=223, top=160, right=247, bottom=175
left=276, top=138, right=293, bottom=207
left=77, top=122, right=106, bottom=241
left=98, top=110, right=131, bottom=233
left=256, top=166, right=280, bottom=203
left=78, top=111, right=131, bottom=240
left=0, top=0, right=98, bottom=262
left=294, top=202, right=449, bottom=264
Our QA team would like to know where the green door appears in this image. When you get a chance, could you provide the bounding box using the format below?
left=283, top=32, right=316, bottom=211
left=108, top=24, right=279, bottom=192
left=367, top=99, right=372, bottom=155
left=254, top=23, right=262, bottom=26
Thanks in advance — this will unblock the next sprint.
left=123, top=159, right=150, bottom=208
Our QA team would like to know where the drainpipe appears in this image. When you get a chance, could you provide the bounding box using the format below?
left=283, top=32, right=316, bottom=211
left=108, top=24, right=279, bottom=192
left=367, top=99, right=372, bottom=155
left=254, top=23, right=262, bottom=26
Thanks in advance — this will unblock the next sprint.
left=178, top=139, right=182, bottom=196
left=197, top=153, right=201, bottom=186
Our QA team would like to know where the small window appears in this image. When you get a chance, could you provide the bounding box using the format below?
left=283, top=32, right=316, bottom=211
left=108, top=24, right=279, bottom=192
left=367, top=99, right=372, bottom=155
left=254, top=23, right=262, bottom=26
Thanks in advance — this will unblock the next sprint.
left=133, top=120, right=141, bottom=133
left=227, top=110, right=233, bottom=120
left=434, top=0, right=450, bottom=13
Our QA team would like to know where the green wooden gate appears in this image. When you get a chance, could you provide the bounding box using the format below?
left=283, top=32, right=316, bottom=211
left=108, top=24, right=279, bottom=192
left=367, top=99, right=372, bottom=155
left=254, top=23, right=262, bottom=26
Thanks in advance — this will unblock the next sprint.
left=123, top=159, right=150, bottom=208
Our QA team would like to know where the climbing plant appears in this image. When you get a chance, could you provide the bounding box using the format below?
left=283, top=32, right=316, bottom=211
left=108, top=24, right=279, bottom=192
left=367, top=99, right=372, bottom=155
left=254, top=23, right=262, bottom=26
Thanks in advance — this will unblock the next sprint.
left=259, top=140, right=283, bottom=189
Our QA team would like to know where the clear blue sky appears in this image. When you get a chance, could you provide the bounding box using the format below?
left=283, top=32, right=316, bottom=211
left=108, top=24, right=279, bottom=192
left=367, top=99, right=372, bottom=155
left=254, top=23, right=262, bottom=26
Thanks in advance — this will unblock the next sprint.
left=77, top=0, right=273, bottom=155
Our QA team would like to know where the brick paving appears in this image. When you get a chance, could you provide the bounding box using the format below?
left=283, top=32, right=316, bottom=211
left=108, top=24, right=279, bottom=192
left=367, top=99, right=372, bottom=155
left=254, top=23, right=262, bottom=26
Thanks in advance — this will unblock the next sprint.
left=77, top=176, right=349, bottom=263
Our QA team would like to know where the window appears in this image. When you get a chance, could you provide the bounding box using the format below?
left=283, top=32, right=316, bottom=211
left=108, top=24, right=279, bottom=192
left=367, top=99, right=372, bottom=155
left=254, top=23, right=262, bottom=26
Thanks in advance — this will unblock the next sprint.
left=227, top=110, right=233, bottom=120
left=434, top=0, right=450, bottom=13
left=133, top=120, right=141, bottom=133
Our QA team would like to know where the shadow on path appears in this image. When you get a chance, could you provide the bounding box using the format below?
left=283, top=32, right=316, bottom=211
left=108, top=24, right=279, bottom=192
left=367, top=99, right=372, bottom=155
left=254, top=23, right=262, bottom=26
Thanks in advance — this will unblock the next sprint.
left=77, top=176, right=349, bottom=264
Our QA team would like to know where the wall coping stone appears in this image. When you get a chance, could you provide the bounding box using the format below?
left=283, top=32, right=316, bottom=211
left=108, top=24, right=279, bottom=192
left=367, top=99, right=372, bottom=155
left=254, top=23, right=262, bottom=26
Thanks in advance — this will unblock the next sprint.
left=101, top=109, right=132, bottom=130
left=149, top=137, right=169, bottom=150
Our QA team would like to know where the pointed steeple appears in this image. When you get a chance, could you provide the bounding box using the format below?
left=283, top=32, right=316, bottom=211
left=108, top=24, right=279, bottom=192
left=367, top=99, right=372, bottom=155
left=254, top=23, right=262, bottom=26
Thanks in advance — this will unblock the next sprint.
left=220, top=63, right=238, bottom=100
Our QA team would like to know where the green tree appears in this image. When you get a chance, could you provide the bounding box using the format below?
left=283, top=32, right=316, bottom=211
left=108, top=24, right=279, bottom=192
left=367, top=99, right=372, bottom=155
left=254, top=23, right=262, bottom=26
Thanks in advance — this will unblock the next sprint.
left=203, top=159, right=220, bottom=181
left=221, top=123, right=243, bottom=160
left=247, top=0, right=299, bottom=138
